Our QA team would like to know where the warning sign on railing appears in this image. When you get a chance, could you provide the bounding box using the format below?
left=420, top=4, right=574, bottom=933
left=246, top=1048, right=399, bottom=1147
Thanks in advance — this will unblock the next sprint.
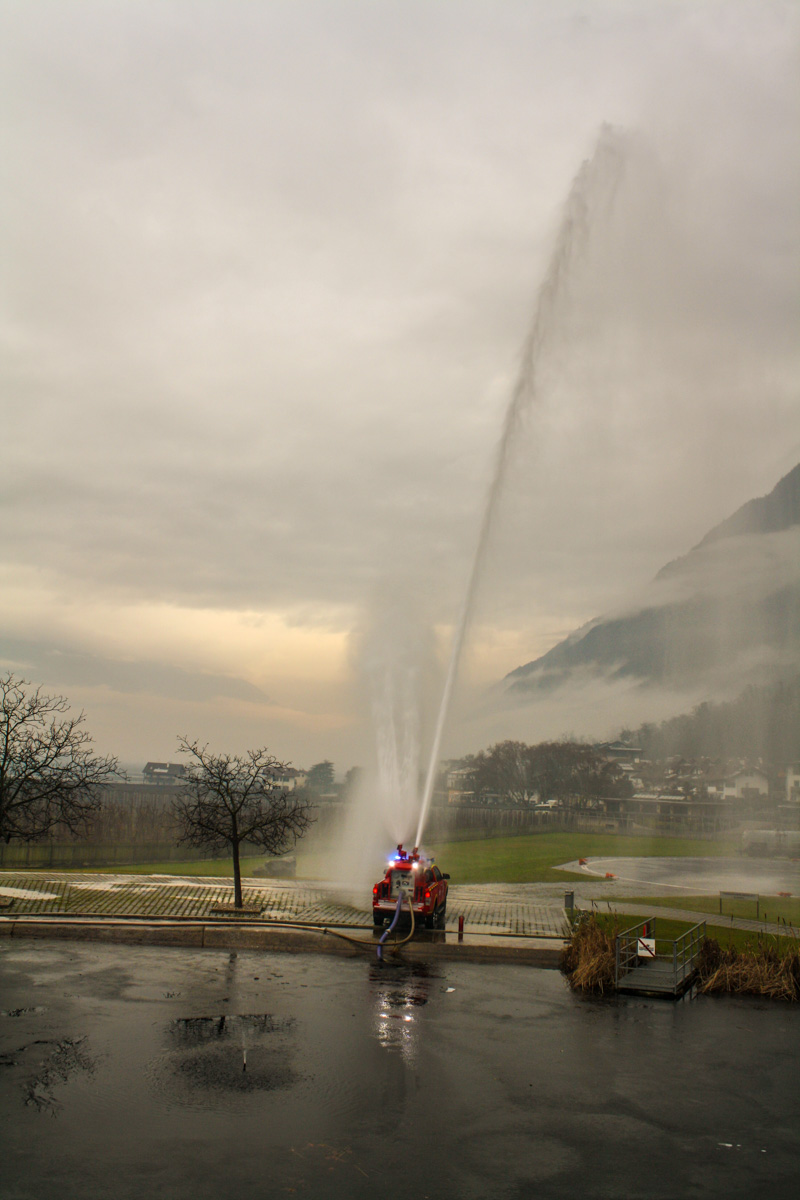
left=637, top=938, right=656, bottom=958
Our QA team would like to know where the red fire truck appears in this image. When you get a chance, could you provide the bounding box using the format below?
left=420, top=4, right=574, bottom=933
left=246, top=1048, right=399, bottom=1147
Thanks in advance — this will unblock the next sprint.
left=372, top=845, right=449, bottom=929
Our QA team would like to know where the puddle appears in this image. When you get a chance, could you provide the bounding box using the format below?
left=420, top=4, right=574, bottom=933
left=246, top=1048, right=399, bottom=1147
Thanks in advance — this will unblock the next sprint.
left=146, top=1013, right=300, bottom=1109
left=368, top=962, right=434, bottom=1061
left=0, top=887, right=59, bottom=901
left=167, top=1013, right=291, bottom=1043
left=23, top=1037, right=96, bottom=1113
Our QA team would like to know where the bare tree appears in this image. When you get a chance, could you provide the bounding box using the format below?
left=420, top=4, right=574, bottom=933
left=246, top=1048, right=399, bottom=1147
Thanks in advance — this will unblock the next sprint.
left=173, top=736, right=314, bottom=907
left=0, top=673, right=120, bottom=844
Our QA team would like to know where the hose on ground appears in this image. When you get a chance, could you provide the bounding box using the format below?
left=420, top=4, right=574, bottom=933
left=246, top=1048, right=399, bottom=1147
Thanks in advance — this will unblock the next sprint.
left=319, top=892, right=416, bottom=958
left=377, top=891, right=415, bottom=960
left=322, top=928, right=377, bottom=952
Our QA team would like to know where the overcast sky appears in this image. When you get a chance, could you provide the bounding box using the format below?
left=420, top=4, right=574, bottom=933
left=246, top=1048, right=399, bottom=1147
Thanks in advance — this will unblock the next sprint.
left=2, top=0, right=798, bottom=771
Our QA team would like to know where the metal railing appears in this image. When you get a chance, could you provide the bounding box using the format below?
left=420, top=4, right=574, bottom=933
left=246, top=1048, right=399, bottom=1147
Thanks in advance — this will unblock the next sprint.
left=615, top=918, right=652, bottom=983
left=671, top=920, right=706, bottom=991
left=615, top=917, right=706, bottom=996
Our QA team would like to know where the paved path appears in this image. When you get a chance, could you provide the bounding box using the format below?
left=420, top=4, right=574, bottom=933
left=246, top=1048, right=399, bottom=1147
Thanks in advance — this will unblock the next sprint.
left=1, top=870, right=793, bottom=940
left=0, top=872, right=570, bottom=938
left=0, top=873, right=371, bottom=927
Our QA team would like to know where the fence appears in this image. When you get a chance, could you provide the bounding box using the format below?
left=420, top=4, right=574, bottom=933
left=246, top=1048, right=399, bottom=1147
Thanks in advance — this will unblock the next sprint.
left=719, top=891, right=760, bottom=919
left=0, top=841, right=263, bottom=870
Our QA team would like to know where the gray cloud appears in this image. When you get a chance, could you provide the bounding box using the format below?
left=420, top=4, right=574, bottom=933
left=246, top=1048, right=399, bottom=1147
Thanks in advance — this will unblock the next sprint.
left=2, top=1, right=798, bottom=759
left=0, top=636, right=270, bottom=705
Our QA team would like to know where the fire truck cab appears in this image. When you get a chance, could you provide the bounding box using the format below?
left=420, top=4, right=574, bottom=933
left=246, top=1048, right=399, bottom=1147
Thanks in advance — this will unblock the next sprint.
left=372, top=845, right=449, bottom=929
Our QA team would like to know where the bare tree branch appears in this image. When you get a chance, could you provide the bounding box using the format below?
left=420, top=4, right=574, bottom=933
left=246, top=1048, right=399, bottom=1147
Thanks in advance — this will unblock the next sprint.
left=0, top=673, right=120, bottom=843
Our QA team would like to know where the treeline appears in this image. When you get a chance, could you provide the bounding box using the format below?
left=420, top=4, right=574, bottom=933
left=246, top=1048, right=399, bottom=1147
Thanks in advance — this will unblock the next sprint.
left=621, top=675, right=800, bottom=763
left=449, top=740, right=632, bottom=806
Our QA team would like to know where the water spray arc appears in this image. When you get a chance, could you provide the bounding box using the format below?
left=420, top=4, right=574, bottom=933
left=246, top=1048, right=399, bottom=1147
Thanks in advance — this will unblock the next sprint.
left=414, top=125, right=629, bottom=848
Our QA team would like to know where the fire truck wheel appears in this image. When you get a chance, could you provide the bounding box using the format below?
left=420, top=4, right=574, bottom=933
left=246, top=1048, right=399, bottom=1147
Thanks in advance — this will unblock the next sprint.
left=424, top=913, right=436, bottom=930
left=373, top=913, right=384, bottom=926
left=437, top=904, right=447, bottom=928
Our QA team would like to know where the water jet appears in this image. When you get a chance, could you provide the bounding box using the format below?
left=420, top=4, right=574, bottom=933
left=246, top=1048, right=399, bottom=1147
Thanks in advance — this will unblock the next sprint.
left=414, top=125, right=630, bottom=848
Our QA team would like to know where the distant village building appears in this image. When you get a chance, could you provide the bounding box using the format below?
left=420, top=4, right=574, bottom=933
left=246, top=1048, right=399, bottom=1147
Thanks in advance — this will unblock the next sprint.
left=269, top=767, right=305, bottom=790
left=724, top=768, right=771, bottom=802
left=446, top=767, right=475, bottom=805
left=596, top=742, right=642, bottom=764
left=143, top=762, right=187, bottom=786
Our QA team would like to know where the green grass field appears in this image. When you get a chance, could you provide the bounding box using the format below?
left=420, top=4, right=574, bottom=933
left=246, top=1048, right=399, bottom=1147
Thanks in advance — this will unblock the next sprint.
left=615, top=893, right=800, bottom=926
left=425, top=832, right=739, bottom=884
left=48, top=831, right=739, bottom=884
left=588, top=910, right=798, bottom=954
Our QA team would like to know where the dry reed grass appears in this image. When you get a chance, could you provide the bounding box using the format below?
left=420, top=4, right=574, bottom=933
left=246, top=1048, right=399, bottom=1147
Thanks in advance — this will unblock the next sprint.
left=697, top=936, right=800, bottom=1002
left=561, top=913, right=618, bottom=994
left=563, top=915, right=800, bottom=1001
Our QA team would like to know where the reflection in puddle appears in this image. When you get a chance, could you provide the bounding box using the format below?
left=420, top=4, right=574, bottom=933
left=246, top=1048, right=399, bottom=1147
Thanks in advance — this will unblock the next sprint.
left=148, top=1013, right=299, bottom=1106
left=24, top=1037, right=96, bottom=1114
left=369, top=964, right=432, bottom=1063
left=168, top=1014, right=288, bottom=1044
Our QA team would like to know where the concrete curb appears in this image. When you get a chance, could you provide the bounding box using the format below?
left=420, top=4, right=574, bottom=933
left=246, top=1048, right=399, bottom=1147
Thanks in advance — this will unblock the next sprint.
left=0, top=916, right=566, bottom=966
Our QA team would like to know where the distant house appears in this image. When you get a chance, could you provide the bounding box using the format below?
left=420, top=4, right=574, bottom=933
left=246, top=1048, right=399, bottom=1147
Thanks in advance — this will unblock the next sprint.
left=597, top=742, right=642, bottom=764
left=269, top=768, right=305, bottom=790
left=723, top=768, right=771, bottom=801
left=143, top=762, right=187, bottom=786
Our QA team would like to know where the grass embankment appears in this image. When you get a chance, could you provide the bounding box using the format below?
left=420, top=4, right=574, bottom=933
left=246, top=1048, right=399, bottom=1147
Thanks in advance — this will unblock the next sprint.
left=562, top=913, right=800, bottom=1000
left=615, top=893, right=800, bottom=926
left=580, top=906, right=797, bottom=951
left=425, top=832, right=738, bottom=885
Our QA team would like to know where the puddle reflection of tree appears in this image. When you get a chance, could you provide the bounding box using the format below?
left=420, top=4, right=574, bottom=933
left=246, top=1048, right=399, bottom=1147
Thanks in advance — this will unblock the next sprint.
left=158, top=1013, right=299, bottom=1097
left=168, top=1014, right=291, bottom=1045
left=23, top=1037, right=96, bottom=1114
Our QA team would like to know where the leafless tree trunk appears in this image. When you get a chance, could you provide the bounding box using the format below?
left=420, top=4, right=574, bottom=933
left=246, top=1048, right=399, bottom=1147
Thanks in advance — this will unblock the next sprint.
left=172, top=736, right=314, bottom=908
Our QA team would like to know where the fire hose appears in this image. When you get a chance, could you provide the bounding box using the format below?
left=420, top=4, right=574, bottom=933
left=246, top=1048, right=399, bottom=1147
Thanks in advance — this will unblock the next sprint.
left=377, top=890, right=415, bottom=961
left=321, top=890, right=415, bottom=960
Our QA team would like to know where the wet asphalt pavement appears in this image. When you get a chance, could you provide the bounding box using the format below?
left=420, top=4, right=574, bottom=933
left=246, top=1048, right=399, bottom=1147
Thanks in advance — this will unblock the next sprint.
left=565, top=856, right=800, bottom=899
left=1, top=939, right=798, bottom=1199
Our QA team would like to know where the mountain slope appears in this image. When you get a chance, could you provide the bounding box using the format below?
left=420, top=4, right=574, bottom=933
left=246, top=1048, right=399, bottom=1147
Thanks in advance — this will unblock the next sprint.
left=504, top=464, right=800, bottom=697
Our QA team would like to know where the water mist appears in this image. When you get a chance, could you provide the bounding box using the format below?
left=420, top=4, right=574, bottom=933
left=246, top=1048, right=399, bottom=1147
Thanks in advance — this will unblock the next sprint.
left=334, top=594, right=436, bottom=894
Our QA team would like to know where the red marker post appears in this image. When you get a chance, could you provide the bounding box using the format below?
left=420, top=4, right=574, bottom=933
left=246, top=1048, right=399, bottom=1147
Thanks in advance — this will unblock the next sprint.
left=458, top=915, right=464, bottom=942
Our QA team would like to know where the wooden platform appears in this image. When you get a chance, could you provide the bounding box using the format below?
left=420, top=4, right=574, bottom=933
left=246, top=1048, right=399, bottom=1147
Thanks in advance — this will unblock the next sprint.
left=616, top=956, right=697, bottom=997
